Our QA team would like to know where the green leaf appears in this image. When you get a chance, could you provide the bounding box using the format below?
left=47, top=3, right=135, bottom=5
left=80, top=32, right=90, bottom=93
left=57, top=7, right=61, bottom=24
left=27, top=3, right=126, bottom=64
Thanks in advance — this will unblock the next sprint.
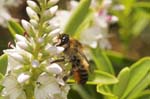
left=64, top=0, right=91, bottom=35
left=97, top=84, right=118, bottom=99
left=126, top=72, right=150, bottom=99
left=74, top=9, right=94, bottom=38
left=8, top=19, right=24, bottom=38
left=134, top=2, right=150, bottom=8
left=0, top=54, right=8, bottom=75
left=121, top=57, right=150, bottom=99
left=0, top=73, right=3, bottom=80
left=113, top=67, right=130, bottom=97
left=136, top=90, right=150, bottom=99
left=71, top=85, right=92, bottom=99
left=106, top=51, right=135, bottom=72
left=90, top=48, right=114, bottom=74
left=0, top=85, right=4, bottom=93
left=88, top=70, right=118, bottom=85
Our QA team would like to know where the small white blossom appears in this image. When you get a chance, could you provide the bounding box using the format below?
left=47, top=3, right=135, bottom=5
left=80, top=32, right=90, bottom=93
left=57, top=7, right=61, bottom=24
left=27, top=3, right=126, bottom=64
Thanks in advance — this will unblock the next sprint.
left=49, top=28, right=61, bottom=38
left=30, top=19, right=38, bottom=28
left=16, top=41, right=28, bottom=50
left=48, top=0, right=59, bottom=6
left=49, top=11, right=70, bottom=30
left=15, top=34, right=27, bottom=42
left=32, top=60, right=40, bottom=68
left=21, top=19, right=33, bottom=32
left=46, top=46, right=64, bottom=55
left=46, top=63, right=62, bottom=74
left=8, top=52, right=25, bottom=63
left=17, top=73, right=30, bottom=83
left=2, top=75, right=26, bottom=99
left=27, top=0, right=39, bottom=12
left=49, top=6, right=58, bottom=15
left=37, top=38, right=44, bottom=44
left=34, top=73, right=69, bottom=99
left=26, top=7, right=39, bottom=20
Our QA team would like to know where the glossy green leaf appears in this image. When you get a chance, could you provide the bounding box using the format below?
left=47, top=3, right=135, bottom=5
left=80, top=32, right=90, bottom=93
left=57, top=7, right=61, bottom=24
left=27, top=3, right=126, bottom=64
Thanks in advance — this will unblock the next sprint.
left=97, top=84, right=117, bottom=99
left=106, top=51, right=135, bottom=73
left=135, top=90, right=150, bottom=99
left=113, top=67, right=130, bottom=97
left=88, top=70, right=118, bottom=85
left=0, top=54, right=8, bottom=75
left=8, top=19, right=24, bottom=38
left=71, top=85, right=92, bottom=99
left=121, top=57, right=150, bottom=99
left=126, top=72, right=150, bottom=99
left=64, top=0, right=91, bottom=35
left=90, top=48, right=114, bottom=74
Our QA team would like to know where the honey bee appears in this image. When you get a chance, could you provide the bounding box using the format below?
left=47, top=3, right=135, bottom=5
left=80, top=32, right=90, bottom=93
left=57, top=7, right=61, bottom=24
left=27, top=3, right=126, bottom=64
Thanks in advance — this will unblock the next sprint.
left=54, top=33, right=89, bottom=84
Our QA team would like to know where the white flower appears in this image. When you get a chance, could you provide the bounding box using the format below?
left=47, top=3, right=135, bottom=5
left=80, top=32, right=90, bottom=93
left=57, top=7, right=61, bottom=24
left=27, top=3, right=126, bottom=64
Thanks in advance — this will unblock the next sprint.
left=49, top=10, right=70, bottom=30
left=21, top=19, right=33, bottom=32
left=32, top=60, right=40, bottom=68
left=26, top=7, right=39, bottom=21
left=49, top=28, right=61, bottom=38
left=45, top=46, right=64, bottom=55
left=2, top=75, right=26, bottom=99
left=27, top=0, right=39, bottom=12
left=16, top=41, right=28, bottom=50
left=80, top=4, right=117, bottom=49
left=34, top=73, right=70, bottom=99
left=48, top=0, right=59, bottom=6
left=17, top=73, right=30, bottom=83
left=49, top=6, right=58, bottom=15
left=46, top=63, right=62, bottom=74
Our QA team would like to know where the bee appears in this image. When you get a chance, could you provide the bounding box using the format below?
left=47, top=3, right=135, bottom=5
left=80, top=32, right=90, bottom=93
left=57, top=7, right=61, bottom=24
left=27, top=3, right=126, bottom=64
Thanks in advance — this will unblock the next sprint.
left=54, top=33, right=89, bottom=84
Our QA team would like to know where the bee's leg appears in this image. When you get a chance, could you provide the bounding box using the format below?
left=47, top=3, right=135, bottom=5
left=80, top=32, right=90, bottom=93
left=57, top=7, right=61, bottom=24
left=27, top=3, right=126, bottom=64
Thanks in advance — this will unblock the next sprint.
left=63, top=70, right=73, bottom=82
left=50, top=58, right=65, bottom=64
left=50, top=56, right=65, bottom=64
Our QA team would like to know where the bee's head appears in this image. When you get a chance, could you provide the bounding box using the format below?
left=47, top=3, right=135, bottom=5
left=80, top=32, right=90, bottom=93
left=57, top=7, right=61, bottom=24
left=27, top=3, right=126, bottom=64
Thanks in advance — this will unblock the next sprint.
left=55, top=34, right=70, bottom=46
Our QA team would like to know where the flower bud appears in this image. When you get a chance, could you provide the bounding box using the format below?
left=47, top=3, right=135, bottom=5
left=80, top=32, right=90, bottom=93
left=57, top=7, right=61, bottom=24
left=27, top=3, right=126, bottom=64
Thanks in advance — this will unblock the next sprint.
left=21, top=19, right=32, bottom=32
left=32, top=60, right=39, bottom=68
left=15, top=34, right=27, bottom=42
left=49, top=6, right=58, bottom=15
left=46, top=63, right=62, bottom=74
left=26, top=7, right=39, bottom=21
left=17, top=73, right=30, bottom=83
left=30, top=19, right=38, bottom=28
left=46, top=46, right=64, bottom=55
left=27, top=0, right=40, bottom=12
left=47, top=0, right=59, bottom=7
left=49, top=28, right=60, bottom=38
left=21, top=19, right=36, bottom=37
left=9, top=53, right=24, bottom=63
left=16, top=41, right=28, bottom=50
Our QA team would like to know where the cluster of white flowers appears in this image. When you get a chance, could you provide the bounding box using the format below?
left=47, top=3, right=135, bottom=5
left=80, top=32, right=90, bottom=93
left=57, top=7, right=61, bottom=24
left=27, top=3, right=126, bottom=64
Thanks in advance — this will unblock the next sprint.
left=81, top=0, right=118, bottom=49
left=1, top=0, right=70, bottom=99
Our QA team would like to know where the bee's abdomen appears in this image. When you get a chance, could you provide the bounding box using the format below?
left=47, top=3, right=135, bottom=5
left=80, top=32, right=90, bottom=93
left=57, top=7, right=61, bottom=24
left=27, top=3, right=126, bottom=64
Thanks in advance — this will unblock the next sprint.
left=78, top=67, right=88, bottom=84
